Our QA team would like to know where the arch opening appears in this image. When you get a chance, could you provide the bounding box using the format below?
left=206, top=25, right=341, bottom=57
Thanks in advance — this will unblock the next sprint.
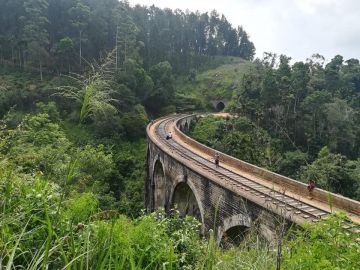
left=184, top=122, right=189, bottom=132
left=153, top=160, right=166, bottom=209
left=145, top=148, right=154, bottom=211
left=216, top=101, right=225, bottom=111
left=220, top=225, right=249, bottom=248
left=171, top=182, right=201, bottom=221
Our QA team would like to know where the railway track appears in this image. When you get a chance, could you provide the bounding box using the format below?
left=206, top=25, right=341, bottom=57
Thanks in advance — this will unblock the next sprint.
left=152, top=115, right=360, bottom=236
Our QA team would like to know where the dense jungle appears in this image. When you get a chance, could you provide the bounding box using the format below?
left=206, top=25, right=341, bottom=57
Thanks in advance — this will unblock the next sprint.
left=0, top=0, right=359, bottom=269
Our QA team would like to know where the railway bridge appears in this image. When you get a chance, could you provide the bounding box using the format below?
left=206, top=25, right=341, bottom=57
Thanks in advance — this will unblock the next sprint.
left=145, top=114, right=360, bottom=243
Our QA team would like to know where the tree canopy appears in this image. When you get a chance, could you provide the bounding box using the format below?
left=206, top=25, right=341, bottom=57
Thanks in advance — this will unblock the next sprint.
left=0, top=0, right=255, bottom=75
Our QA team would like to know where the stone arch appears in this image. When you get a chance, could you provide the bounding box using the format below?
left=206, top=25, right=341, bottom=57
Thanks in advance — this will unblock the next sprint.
left=145, top=147, right=154, bottom=211
left=153, top=159, right=167, bottom=209
left=184, top=122, right=189, bottom=132
left=216, top=101, right=225, bottom=111
left=220, top=225, right=250, bottom=247
left=172, top=182, right=201, bottom=219
left=169, top=176, right=205, bottom=234
left=217, top=213, right=252, bottom=245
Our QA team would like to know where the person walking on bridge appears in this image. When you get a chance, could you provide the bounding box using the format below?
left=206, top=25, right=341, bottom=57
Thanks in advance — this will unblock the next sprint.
left=214, top=152, right=220, bottom=168
left=307, top=179, right=316, bottom=199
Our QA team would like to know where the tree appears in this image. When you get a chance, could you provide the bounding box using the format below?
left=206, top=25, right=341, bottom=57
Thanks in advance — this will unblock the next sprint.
left=237, top=26, right=255, bottom=60
left=68, top=0, right=90, bottom=69
left=1, top=1, right=256, bottom=74
left=237, top=72, right=263, bottom=120
left=22, top=0, right=50, bottom=80
left=324, top=98, right=357, bottom=156
left=291, top=61, right=310, bottom=114
left=121, top=104, right=148, bottom=138
left=301, top=91, right=332, bottom=154
left=116, top=58, right=154, bottom=103
left=277, top=55, right=291, bottom=79
left=56, top=36, right=74, bottom=72
left=300, top=146, right=357, bottom=197
left=278, top=150, right=307, bottom=179
left=325, top=55, right=343, bottom=97
left=145, top=61, right=174, bottom=115
left=261, top=69, right=279, bottom=113
left=341, top=58, right=360, bottom=107
left=261, top=52, right=277, bottom=68
left=113, top=1, right=140, bottom=71
left=307, top=54, right=326, bottom=93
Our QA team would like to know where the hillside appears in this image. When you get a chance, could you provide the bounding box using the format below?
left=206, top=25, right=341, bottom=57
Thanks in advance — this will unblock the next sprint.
left=175, top=58, right=254, bottom=111
left=188, top=54, right=360, bottom=202
left=1, top=0, right=360, bottom=268
left=1, top=65, right=359, bottom=269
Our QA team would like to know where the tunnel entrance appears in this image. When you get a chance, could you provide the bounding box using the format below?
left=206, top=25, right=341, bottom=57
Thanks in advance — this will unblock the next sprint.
left=172, top=182, right=201, bottom=220
left=153, top=160, right=166, bottom=209
left=216, top=101, right=225, bottom=111
left=220, top=225, right=249, bottom=248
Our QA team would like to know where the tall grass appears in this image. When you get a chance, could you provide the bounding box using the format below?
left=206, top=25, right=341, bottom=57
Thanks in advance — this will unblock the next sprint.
left=0, top=164, right=276, bottom=269
left=0, top=168, right=205, bottom=269
left=54, top=49, right=118, bottom=124
left=5, top=162, right=354, bottom=269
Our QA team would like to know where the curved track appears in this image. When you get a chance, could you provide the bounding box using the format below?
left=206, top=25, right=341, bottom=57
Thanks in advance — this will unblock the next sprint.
left=149, top=114, right=360, bottom=235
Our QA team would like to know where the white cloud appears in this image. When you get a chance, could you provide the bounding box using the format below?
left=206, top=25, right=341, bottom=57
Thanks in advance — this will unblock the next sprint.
left=294, top=0, right=338, bottom=14
left=128, top=0, right=360, bottom=62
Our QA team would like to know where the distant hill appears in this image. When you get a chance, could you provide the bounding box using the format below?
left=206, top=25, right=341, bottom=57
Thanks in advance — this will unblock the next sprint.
left=175, top=57, right=254, bottom=111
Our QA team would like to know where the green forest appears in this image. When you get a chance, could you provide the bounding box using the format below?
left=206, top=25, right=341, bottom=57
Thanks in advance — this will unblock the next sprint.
left=0, top=0, right=359, bottom=269
left=189, top=53, right=360, bottom=201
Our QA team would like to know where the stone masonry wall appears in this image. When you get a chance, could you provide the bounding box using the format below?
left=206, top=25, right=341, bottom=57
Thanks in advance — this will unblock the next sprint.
left=146, top=137, right=283, bottom=241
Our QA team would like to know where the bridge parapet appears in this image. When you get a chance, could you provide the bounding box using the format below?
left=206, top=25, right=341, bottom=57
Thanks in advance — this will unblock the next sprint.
left=173, top=116, right=360, bottom=217
left=146, top=114, right=360, bottom=244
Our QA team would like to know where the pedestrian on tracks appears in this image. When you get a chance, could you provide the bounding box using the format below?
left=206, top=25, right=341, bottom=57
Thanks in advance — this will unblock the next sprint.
left=214, top=152, right=220, bottom=168
left=307, top=179, right=316, bottom=199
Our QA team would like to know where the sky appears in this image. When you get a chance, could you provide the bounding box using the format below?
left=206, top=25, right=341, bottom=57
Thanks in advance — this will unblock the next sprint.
left=128, top=0, right=360, bottom=62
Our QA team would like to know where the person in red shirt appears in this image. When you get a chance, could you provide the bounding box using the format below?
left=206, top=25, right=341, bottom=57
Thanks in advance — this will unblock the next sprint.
left=307, top=179, right=316, bottom=199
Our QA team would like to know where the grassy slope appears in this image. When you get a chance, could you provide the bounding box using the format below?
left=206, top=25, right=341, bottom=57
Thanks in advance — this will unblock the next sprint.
left=175, top=58, right=254, bottom=111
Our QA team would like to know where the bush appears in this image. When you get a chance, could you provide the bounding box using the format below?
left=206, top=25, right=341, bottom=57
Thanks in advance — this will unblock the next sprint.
left=64, top=192, right=99, bottom=223
left=120, top=104, right=148, bottom=139
left=282, top=213, right=360, bottom=270
left=300, top=147, right=358, bottom=197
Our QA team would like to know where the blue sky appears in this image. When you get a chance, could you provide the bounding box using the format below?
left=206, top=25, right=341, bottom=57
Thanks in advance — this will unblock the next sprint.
left=128, top=0, right=360, bottom=62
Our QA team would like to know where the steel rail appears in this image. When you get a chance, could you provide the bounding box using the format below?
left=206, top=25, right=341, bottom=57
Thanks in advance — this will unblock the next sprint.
left=151, top=115, right=360, bottom=235
left=155, top=116, right=328, bottom=222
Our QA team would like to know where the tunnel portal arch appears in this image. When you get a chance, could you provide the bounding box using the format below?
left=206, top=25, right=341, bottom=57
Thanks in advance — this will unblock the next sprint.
left=216, top=101, right=225, bottom=111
